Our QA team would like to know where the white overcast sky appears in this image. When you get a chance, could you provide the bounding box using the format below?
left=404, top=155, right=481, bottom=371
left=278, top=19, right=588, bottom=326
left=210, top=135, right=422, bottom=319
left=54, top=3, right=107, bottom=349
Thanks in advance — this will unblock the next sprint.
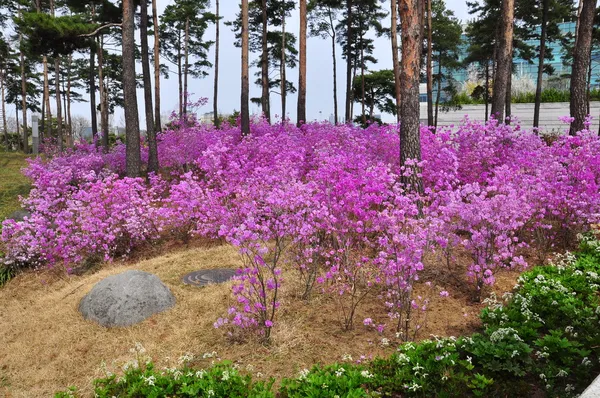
left=62, top=0, right=472, bottom=126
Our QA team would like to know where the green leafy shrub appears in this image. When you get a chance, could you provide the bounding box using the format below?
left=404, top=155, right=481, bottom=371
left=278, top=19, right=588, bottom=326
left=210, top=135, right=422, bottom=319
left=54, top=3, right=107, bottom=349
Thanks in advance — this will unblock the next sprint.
left=279, top=364, right=375, bottom=397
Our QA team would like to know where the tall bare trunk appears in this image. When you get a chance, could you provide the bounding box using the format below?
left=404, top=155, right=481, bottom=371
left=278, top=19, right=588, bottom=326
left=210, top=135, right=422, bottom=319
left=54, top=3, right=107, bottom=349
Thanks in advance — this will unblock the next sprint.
left=123, top=0, right=142, bottom=177
left=434, top=55, right=442, bottom=128
left=426, top=0, right=433, bottom=127
left=485, top=61, right=490, bottom=122
left=55, top=57, right=63, bottom=152
left=183, top=17, right=190, bottom=118
left=152, top=0, right=161, bottom=131
left=399, top=0, right=424, bottom=194
left=297, top=0, right=307, bottom=126
left=281, top=5, right=287, bottom=121
left=141, top=0, right=158, bottom=173
left=0, top=72, right=7, bottom=147
left=261, top=0, right=270, bottom=122
left=570, top=0, right=596, bottom=135
left=178, top=30, right=183, bottom=118
left=490, top=0, right=514, bottom=122
left=97, top=37, right=109, bottom=151
left=241, top=0, right=250, bottom=136
left=345, top=0, right=353, bottom=122
left=19, top=30, right=28, bottom=153
left=391, top=0, right=401, bottom=121
left=42, top=56, right=51, bottom=139
left=505, top=66, right=512, bottom=123
left=533, top=0, right=548, bottom=129
left=330, top=9, right=338, bottom=124
left=89, top=50, right=98, bottom=141
left=213, top=0, right=220, bottom=128
left=67, top=55, right=73, bottom=145
left=361, top=33, right=365, bottom=124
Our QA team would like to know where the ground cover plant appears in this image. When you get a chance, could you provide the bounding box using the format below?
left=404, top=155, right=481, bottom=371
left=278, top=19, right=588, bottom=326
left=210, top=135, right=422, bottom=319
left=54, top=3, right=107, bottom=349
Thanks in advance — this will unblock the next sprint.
left=3, top=116, right=600, bottom=341
left=55, top=235, right=600, bottom=397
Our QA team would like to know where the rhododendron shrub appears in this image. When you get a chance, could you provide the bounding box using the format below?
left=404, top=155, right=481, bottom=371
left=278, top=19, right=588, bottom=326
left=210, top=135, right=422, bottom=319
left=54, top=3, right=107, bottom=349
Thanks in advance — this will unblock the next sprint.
left=4, top=116, right=600, bottom=338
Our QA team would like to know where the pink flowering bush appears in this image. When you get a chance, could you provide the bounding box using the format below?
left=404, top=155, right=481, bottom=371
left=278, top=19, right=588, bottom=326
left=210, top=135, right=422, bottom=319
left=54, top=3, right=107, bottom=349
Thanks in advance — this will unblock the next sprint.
left=4, top=115, right=600, bottom=340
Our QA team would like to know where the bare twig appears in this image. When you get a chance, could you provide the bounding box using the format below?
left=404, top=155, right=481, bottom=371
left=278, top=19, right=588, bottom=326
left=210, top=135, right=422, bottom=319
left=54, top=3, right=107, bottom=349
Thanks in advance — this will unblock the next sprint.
left=79, top=23, right=122, bottom=38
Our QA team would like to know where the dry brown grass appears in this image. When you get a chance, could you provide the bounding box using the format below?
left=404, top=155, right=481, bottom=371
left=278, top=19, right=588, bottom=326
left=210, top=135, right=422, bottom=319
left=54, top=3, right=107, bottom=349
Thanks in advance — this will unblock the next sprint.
left=0, top=242, right=522, bottom=397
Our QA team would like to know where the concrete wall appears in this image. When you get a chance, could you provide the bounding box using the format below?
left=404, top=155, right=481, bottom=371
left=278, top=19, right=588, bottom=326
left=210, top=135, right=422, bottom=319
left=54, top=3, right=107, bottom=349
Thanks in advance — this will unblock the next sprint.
left=421, top=102, right=600, bottom=134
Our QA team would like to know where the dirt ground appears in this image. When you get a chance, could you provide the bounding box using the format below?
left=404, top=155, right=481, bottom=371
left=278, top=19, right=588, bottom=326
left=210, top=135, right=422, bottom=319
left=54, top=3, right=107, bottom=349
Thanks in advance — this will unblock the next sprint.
left=0, top=241, right=522, bottom=397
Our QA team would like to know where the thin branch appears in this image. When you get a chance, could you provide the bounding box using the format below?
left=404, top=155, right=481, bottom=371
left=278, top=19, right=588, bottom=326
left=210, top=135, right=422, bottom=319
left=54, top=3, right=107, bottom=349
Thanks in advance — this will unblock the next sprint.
left=79, top=23, right=122, bottom=37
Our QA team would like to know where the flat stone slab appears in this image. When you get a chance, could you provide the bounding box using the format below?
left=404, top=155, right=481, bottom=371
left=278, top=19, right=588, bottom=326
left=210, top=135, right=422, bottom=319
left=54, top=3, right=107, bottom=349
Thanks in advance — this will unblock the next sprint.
left=182, top=268, right=237, bottom=287
left=79, top=270, right=175, bottom=327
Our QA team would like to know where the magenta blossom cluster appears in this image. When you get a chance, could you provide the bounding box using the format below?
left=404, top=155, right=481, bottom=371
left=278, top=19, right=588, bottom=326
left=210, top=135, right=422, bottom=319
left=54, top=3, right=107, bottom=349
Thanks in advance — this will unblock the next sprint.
left=3, top=116, right=600, bottom=338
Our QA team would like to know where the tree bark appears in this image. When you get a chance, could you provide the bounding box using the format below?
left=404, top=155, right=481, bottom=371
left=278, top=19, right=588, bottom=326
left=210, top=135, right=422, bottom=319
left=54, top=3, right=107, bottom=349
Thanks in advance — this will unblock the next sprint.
left=329, top=7, right=338, bottom=124
left=281, top=5, right=287, bottom=122
left=434, top=54, right=442, bottom=128
left=399, top=0, right=424, bottom=194
left=533, top=0, right=548, bottom=129
left=570, top=0, right=597, bottom=135
left=152, top=0, right=161, bottom=132
left=42, top=56, right=51, bottom=140
left=345, top=0, right=353, bottom=122
left=98, top=36, right=109, bottom=151
left=391, top=0, right=401, bottom=122
left=490, top=0, right=514, bottom=122
left=178, top=30, right=183, bottom=118
left=152, top=0, right=163, bottom=133
left=122, top=0, right=142, bottom=177
left=67, top=55, right=73, bottom=145
left=297, top=0, right=307, bottom=126
left=55, top=57, right=63, bottom=152
left=213, top=0, right=220, bottom=128
left=505, top=66, right=512, bottom=123
left=89, top=49, right=98, bottom=141
left=261, top=0, right=270, bottom=122
left=361, top=32, right=365, bottom=124
left=19, top=31, right=28, bottom=154
left=141, top=0, right=158, bottom=173
left=183, top=17, right=190, bottom=118
left=426, top=0, right=433, bottom=127
left=485, top=60, right=490, bottom=122
left=0, top=72, right=7, bottom=147
left=241, top=0, right=250, bottom=136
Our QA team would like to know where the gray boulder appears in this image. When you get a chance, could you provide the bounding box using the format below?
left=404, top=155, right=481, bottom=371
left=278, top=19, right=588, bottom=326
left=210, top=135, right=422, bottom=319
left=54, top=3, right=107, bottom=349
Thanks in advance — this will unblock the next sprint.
left=79, top=270, right=175, bottom=327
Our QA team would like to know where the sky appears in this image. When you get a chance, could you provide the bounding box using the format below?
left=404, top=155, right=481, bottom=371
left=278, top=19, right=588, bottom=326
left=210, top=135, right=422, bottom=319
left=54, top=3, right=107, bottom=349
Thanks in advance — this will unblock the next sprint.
left=61, top=0, right=472, bottom=127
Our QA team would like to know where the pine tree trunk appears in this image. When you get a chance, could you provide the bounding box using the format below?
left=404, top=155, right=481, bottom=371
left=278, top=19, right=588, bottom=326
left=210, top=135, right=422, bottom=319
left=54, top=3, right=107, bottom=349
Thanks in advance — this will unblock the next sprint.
left=434, top=55, right=442, bottom=128
left=505, top=67, right=512, bottom=123
left=0, top=72, right=7, bottom=147
left=490, top=0, right=514, bottom=122
left=213, top=0, right=220, bottom=128
left=89, top=49, right=98, bottom=141
left=55, top=57, right=63, bottom=152
left=183, top=17, right=190, bottom=118
left=587, top=53, right=592, bottom=116
left=15, top=104, right=19, bottom=136
left=261, top=0, right=270, bottom=122
left=123, top=0, right=142, bottom=177
left=399, top=0, right=424, bottom=194
left=345, top=0, right=353, bottom=122
left=426, top=0, right=434, bottom=127
left=297, top=0, right=307, bottom=126
left=97, top=37, right=109, bottom=151
left=570, top=0, right=596, bottom=135
left=361, top=33, right=366, bottom=124
left=42, top=56, right=51, bottom=139
left=330, top=14, right=338, bottom=124
left=141, top=0, right=158, bottom=173
left=533, top=0, right=548, bottom=129
left=391, top=0, right=401, bottom=122
left=19, top=31, right=28, bottom=154
left=281, top=5, right=287, bottom=122
left=152, top=0, right=161, bottom=132
left=178, top=30, right=183, bottom=118
left=241, top=0, right=250, bottom=136
left=485, top=60, right=490, bottom=122
left=67, top=56, right=72, bottom=143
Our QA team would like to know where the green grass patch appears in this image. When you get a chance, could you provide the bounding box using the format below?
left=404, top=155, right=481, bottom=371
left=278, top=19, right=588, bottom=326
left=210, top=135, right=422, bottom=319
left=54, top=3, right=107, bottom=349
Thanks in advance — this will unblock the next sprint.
left=0, top=152, right=30, bottom=223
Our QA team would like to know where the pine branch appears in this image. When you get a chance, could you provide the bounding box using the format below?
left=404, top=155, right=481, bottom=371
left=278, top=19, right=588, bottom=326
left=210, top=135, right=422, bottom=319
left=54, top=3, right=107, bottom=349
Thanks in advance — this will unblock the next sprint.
left=79, top=23, right=122, bottom=38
